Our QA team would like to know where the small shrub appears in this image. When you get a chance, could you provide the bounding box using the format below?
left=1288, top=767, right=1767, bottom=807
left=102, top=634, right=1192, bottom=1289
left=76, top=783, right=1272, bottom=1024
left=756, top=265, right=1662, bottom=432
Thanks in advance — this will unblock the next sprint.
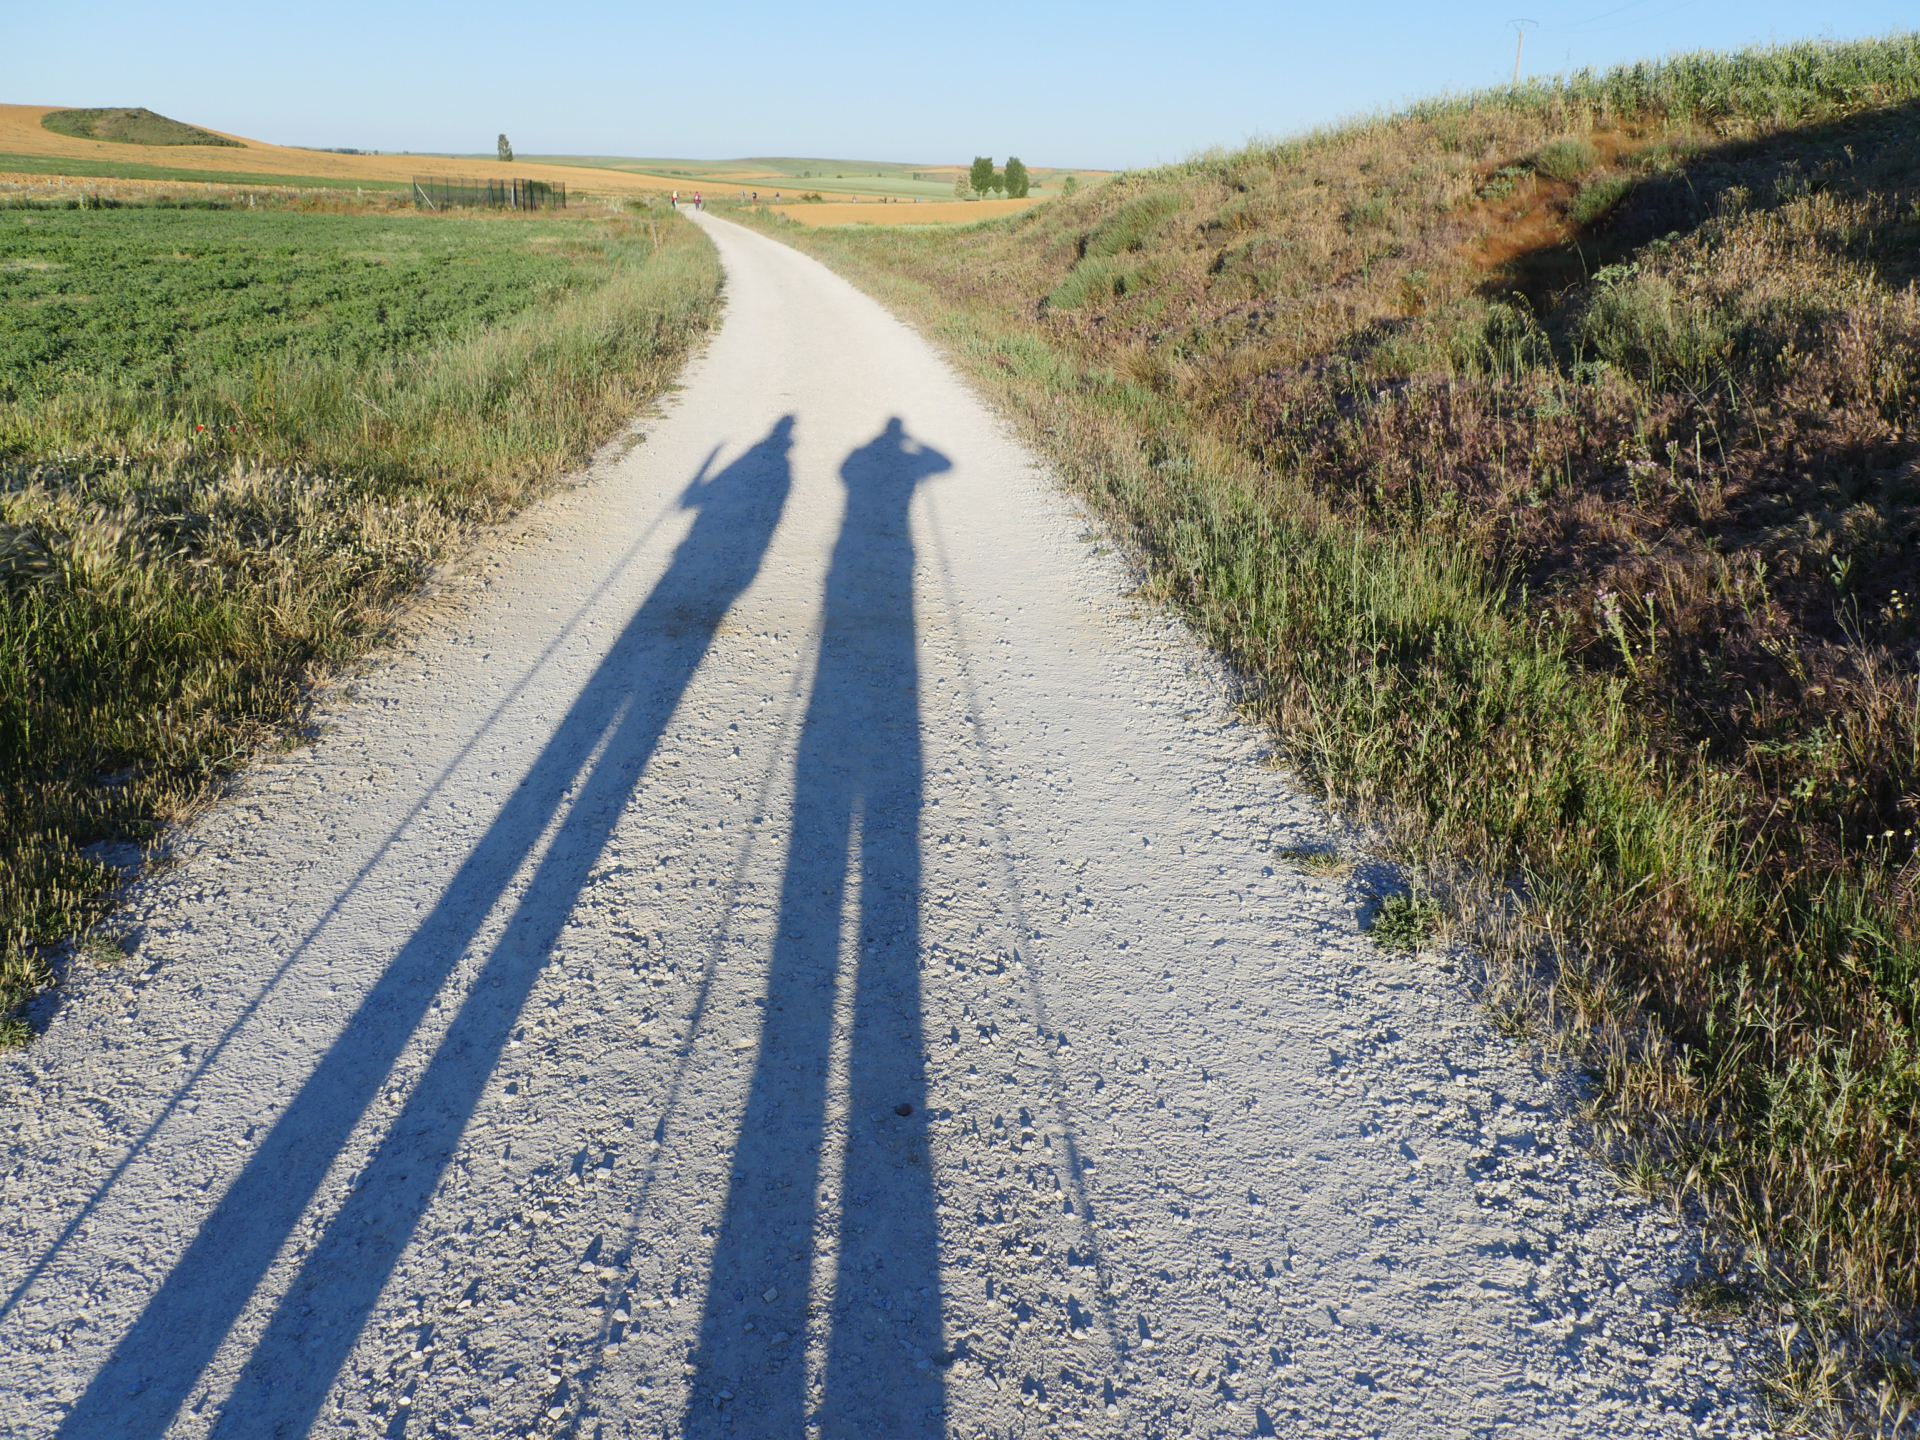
left=1084, top=191, right=1182, bottom=258
left=1679, top=1278, right=1752, bottom=1318
left=1046, top=256, right=1147, bottom=310
left=1477, top=165, right=1531, bottom=201
left=1369, top=892, right=1443, bottom=952
left=1441, top=298, right=1553, bottom=380
left=1274, top=846, right=1351, bottom=877
left=1532, top=138, right=1599, bottom=181
left=1568, top=175, right=1630, bottom=225
left=1345, top=197, right=1391, bottom=230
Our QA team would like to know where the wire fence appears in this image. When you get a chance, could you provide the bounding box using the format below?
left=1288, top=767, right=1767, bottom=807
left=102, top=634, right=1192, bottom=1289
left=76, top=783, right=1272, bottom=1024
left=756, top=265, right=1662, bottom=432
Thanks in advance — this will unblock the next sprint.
left=410, top=176, right=566, bottom=211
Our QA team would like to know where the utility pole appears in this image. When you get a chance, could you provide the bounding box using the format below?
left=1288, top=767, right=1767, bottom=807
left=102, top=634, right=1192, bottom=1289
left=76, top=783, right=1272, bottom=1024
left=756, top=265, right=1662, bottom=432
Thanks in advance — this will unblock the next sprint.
left=1508, top=19, right=1537, bottom=88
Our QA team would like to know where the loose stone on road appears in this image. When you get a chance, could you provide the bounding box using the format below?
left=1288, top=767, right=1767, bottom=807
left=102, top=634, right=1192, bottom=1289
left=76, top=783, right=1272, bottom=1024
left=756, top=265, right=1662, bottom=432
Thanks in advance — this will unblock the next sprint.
left=1, top=213, right=1765, bottom=1437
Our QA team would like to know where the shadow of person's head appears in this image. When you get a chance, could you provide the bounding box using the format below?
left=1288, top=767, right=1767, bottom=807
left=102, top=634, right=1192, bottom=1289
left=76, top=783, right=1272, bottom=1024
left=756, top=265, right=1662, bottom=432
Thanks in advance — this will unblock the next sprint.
left=840, top=417, right=952, bottom=503
left=682, top=414, right=795, bottom=513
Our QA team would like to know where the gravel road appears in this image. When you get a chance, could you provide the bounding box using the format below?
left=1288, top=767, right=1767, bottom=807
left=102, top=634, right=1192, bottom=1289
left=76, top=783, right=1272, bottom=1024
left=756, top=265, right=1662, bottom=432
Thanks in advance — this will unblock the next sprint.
left=1, top=213, right=1768, bottom=1438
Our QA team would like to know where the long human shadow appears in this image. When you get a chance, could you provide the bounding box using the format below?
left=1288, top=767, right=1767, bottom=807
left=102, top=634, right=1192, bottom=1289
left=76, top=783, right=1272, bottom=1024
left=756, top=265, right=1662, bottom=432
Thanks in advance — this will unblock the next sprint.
left=4, top=465, right=696, bottom=1334
left=685, top=418, right=951, bottom=1439
left=57, top=418, right=796, bottom=1440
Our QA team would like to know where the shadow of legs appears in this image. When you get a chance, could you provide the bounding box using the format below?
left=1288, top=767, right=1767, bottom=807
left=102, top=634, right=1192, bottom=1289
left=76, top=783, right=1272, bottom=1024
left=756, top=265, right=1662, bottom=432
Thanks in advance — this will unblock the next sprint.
left=58, top=421, right=795, bottom=1440
left=688, top=420, right=950, bottom=1438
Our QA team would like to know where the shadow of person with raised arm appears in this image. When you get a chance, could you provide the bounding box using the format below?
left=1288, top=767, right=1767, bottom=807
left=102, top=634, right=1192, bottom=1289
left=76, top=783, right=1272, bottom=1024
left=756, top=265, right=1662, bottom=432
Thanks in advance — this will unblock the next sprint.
left=686, top=418, right=952, bottom=1439
left=57, top=419, right=796, bottom=1440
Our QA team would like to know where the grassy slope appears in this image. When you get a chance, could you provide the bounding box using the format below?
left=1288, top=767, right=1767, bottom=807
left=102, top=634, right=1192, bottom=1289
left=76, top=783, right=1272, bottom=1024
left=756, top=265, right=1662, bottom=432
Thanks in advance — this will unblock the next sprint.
left=0, top=201, right=721, bottom=1043
left=39, top=108, right=243, bottom=148
left=734, top=34, right=1920, bottom=1426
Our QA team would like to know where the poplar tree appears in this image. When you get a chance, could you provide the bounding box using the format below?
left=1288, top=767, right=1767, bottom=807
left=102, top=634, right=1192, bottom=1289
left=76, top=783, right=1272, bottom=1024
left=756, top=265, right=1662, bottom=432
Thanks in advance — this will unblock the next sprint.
left=497, top=134, right=513, bottom=163
left=969, top=156, right=994, bottom=197
left=1003, top=157, right=1029, bottom=198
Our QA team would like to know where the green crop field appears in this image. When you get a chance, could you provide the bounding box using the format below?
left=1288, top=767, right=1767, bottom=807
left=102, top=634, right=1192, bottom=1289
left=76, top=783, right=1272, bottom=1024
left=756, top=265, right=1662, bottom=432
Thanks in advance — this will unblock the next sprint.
left=0, top=201, right=722, bottom=1043
left=0, top=153, right=403, bottom=189
left=3, top=208, right=591, bottom=400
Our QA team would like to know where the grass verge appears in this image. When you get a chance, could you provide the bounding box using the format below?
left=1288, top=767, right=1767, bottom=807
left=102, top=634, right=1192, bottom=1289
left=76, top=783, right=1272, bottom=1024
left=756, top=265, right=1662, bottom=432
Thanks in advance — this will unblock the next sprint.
left=723, top=32, right=1920, bottom=1432
left=1, top=197, right=721, bottom=1040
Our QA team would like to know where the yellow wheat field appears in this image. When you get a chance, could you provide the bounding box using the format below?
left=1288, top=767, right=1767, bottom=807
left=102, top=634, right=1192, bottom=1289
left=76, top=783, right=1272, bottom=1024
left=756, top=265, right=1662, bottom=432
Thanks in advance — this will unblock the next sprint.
left=768, top=198, right=1042, bottom=227
left=0, top=104, right=684, bottom=196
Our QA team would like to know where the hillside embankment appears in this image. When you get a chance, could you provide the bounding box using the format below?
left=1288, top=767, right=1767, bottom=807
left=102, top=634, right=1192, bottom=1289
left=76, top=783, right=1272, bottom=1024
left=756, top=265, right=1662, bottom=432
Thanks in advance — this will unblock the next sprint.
left=732, top=35, right=1920, bottom=1430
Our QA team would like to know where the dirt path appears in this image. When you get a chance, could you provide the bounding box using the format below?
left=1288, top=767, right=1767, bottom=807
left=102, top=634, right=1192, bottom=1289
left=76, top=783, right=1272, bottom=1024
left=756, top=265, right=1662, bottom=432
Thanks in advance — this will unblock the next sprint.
left=1, top=214, right=1766, bottom=1438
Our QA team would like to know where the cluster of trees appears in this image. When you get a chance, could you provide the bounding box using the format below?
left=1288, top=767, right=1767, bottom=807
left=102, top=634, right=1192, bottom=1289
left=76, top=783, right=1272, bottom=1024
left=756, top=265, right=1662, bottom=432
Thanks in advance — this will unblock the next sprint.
left=956, top=156, right=1030, bottom=199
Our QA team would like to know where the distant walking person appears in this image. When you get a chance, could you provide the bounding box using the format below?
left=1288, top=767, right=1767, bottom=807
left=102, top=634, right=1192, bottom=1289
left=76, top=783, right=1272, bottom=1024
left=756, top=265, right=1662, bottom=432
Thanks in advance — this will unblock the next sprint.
left=694, top=191, right=703, bottom=210
left=671, top=190, right=678, bottom=208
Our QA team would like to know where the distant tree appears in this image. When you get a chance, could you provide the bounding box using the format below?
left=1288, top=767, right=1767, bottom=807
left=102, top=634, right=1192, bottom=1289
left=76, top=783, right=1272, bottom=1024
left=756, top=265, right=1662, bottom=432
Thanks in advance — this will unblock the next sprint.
left=1003, top=157, right=1029, bottom=198
left=1060, top=174, right=1079, bottom=197
left=969, top=156, right=994, bottom=198
left=497, top=134, right=513, bottom=163
left=952, top=173, right=968, bottom=199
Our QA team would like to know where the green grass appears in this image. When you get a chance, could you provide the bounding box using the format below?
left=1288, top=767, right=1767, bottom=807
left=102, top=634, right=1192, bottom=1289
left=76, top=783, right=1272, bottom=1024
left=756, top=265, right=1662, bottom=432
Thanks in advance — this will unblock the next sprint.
left=1273, top=845, right=1351, bottom=877
left=1415, top=31, right=1920, bottom=124
left=2, top=208, right=590, bottom=400
left=0, top=200, right=721, bottom=1040
left=1568, top=175, right=1630, bottom=224
left=40, top=108, right=242, bottom=148
left=1530, top=137, right=1597, bottom=180
left=0, top=153, right=403, bottom=189
left=1369, top=892, right=1444, bottom=952
left=729, top=30, right=1920, bottom=1430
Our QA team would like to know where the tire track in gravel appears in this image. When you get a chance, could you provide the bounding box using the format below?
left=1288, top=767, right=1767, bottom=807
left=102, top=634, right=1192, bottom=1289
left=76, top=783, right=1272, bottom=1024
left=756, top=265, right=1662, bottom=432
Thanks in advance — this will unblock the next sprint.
left=1, top=211, right=1771, bottom=1439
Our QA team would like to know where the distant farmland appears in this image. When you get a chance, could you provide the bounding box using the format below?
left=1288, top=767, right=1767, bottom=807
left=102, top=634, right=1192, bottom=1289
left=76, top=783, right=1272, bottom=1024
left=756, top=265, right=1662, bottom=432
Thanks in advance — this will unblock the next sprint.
left=0, top=105, right=681, bottom=198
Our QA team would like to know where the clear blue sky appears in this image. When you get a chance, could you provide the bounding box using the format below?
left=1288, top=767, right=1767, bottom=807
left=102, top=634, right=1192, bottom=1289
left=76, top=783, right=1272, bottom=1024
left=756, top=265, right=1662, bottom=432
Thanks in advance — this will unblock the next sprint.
left=14, top=1, right=1912, bottom=171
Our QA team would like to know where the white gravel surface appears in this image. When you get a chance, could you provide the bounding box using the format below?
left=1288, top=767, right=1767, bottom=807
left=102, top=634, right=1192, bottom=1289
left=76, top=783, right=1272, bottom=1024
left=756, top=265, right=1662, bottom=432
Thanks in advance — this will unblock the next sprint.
left=1, top=212, right=1770, bottom=1438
